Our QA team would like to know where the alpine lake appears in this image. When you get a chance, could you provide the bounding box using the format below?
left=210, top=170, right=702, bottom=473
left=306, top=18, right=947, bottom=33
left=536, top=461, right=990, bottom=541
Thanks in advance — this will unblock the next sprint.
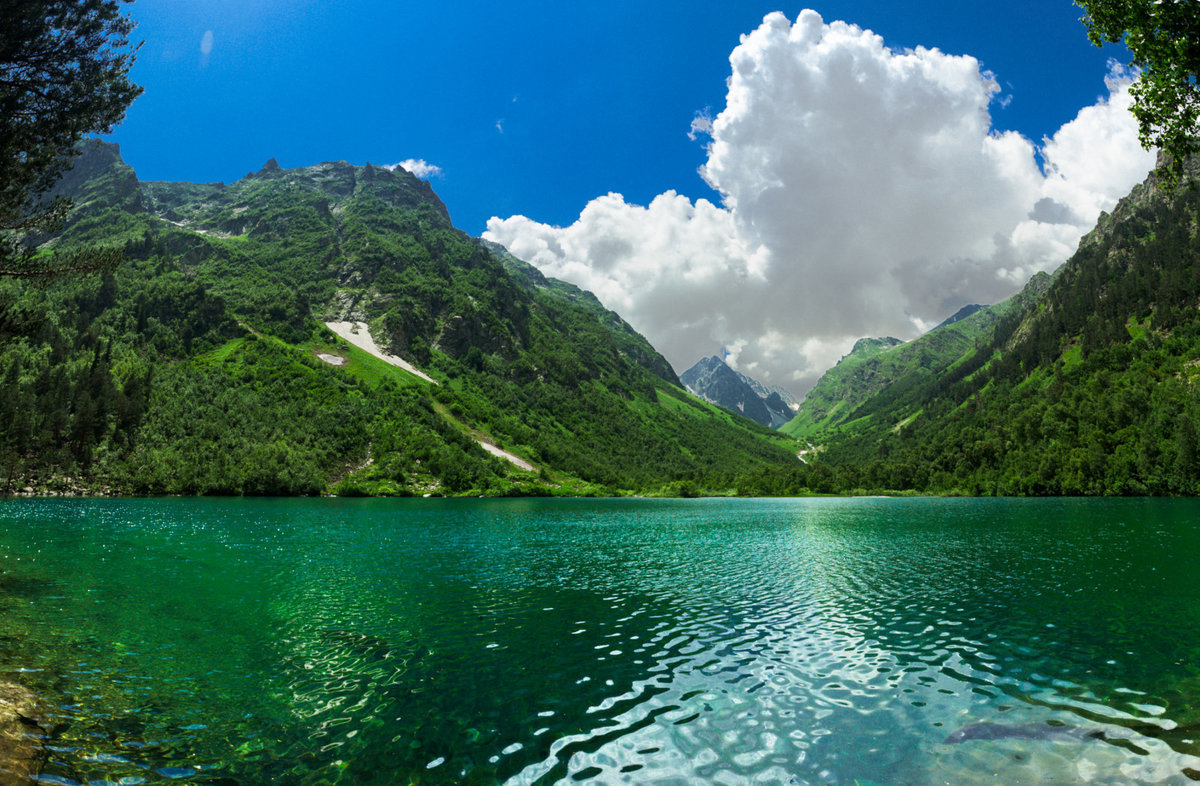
left=2, top=497, right=1200, bottom=785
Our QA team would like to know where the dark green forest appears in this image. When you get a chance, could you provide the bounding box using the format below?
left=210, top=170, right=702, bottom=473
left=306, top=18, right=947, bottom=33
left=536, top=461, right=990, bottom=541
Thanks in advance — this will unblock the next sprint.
left=0, top=142, right=800, bottom=497
left=8, top=144, right=1200, bottom=498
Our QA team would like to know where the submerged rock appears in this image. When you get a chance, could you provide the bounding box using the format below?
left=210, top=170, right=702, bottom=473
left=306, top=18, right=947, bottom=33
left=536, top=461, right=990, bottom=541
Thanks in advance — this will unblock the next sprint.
left=0, top=680, right=46, bottom=784
left=944, top=721, right=1104, bottom=745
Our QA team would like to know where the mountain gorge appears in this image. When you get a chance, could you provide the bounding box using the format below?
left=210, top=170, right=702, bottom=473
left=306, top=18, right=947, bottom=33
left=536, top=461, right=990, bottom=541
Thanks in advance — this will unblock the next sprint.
left=0, top=142, right=799, bottom=496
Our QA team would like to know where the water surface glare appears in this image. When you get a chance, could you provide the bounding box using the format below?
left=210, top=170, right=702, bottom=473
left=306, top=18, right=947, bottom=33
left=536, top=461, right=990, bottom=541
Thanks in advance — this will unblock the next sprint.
left=1, top=497, right=1199, bottom=784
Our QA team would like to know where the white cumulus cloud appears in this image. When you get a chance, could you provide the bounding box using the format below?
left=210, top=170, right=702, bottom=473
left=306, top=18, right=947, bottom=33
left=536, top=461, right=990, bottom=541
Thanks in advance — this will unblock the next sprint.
left=484, top=10, right=1154, bottom=395
left=385, top=159, right=443, bottom=179
left=687, top=111, right=714, bottom=141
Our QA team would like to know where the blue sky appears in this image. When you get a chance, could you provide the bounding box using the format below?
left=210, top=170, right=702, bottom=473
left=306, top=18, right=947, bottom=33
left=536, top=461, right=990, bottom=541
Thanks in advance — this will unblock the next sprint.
left=114, top=0, right=1126, bottom=235
left=111, top=1, right=1154, bottom=391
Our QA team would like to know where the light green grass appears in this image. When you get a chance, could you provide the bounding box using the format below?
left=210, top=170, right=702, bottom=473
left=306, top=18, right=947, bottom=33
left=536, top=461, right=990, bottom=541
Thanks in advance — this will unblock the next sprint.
left=308, top=326, right=429, bottom=388
left=1062, top=344, right=1083, bottom=370
left=202, top=337, right=247, bottom=364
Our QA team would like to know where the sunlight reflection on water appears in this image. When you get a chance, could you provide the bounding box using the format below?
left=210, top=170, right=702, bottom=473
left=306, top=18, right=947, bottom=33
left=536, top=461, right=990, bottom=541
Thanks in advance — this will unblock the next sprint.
left=1, top=497, right=1199, bottom=784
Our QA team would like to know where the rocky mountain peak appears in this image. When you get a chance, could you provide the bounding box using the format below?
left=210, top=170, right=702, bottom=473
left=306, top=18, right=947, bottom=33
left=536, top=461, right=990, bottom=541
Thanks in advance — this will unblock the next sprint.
left=849, top=336, right=904, bottom=358
left=680, top=355, right=796, bottom=429
left=933, top=304, right=985, bottom=331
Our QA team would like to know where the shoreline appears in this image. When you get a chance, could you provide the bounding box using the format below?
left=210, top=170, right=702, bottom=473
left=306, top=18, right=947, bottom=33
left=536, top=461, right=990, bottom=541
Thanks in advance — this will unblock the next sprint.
left=0, top=679, right=47, bottom=782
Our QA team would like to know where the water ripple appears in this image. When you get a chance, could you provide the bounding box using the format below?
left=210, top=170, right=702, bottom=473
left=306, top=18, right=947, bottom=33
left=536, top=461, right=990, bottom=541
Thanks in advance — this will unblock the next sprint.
left=1, top=498, right=1200, bottom=783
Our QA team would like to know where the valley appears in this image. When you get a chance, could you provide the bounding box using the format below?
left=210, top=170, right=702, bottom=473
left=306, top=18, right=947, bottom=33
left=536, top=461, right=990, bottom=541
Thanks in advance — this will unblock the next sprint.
left=5, top=144, right=1200, bottom=500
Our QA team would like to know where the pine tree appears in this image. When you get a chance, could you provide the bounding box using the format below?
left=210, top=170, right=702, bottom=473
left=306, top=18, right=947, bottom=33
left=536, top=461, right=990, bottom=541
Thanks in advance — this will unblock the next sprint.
left=1, top=0, right=142, bottom=278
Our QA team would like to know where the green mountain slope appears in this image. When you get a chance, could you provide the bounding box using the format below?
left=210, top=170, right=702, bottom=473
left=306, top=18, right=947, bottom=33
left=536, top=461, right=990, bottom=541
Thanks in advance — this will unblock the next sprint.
left=781, top=279, right=1052, bottom=441
left=0, top=142, right=798, bottom=496
left=794, top=157, right=1200, bottom=495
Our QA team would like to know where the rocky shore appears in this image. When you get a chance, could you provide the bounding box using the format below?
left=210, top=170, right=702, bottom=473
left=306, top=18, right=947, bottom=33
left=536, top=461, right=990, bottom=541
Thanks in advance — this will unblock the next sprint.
left=0, top=680, right=46, bottom=784
left=3, top=475, right=114, bottom=498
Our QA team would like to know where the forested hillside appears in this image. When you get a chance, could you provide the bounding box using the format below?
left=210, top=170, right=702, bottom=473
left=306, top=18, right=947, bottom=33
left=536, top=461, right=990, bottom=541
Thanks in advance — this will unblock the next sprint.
left=781, top=277, right=1053, bottom=441
left=12, top=143, right=1195, bottom=499
left=0, top=142, right=799, bottom=496
left=754, top=158, right=1200, bottom=496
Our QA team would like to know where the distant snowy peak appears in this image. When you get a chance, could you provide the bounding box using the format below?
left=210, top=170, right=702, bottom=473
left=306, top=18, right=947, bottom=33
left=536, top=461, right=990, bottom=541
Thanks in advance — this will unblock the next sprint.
left=680, top=356, right=795, bottom=429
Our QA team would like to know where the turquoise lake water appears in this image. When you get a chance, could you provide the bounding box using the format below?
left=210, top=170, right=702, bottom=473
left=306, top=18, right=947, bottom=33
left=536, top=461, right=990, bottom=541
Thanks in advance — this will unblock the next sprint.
left=1, top=497, right=1199, bottom=784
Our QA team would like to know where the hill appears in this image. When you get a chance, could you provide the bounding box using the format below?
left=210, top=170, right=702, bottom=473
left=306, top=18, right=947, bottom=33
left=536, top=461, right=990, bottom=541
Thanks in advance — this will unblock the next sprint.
left=0, top=142, right=799, bottom=496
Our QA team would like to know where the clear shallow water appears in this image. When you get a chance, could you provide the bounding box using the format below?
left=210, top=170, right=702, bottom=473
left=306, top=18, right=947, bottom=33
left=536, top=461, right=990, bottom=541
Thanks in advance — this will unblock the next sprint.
left=1, top=497, right=1199, bottom=784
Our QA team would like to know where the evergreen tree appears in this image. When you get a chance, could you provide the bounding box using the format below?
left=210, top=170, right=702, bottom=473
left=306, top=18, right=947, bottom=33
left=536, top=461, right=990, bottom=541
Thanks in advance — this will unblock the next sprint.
left=1078, top=0, right=1200, bottom=186
left=0, top=0, right=142, bottom=278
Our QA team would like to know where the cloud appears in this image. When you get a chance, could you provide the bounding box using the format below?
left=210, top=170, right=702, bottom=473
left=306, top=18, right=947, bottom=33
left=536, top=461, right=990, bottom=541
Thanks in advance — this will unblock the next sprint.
left=484, top=10, right=1154, bottom=396
left=385, top=159, right=443, bottom=179
left=199, top=30, right=213, bottom=65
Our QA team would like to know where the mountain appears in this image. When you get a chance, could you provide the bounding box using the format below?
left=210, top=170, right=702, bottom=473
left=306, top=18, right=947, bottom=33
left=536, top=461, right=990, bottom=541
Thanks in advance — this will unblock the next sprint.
left=680, top=356, right=797, bottom=428
left=777, top=292, right=1053, bottom=441
left=932, top=304, right=985, bottom=330
left=739, top=373, right=801, bottom=413
left=0, top=142, right=799, bottom=497
left=755, top=155, right=1200, bottom=496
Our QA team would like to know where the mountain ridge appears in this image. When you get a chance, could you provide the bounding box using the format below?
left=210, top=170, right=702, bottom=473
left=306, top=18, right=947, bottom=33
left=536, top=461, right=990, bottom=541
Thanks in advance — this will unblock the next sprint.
left=778, top=297, right=1037, bottom=441
left=759, top=155, right=1200, bottom=495
left=0, top=141, right=799, bottom=497
left=680, top=355, right=796, bottom=428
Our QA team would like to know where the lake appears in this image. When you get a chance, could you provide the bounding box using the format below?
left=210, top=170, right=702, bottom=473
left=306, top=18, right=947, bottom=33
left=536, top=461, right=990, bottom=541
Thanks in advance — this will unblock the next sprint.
left=1, top=497, right=1199, bottom=784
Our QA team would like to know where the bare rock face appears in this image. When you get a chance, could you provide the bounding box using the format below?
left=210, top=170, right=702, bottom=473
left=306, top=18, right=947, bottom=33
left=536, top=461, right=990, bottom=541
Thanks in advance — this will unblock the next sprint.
left=0, top=681, right=47, bottom=784
left=680, top=356, right=797, bottom=428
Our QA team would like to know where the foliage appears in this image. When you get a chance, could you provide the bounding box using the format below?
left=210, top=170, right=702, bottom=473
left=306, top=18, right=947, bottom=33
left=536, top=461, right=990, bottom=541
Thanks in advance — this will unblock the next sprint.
left=0, top=0, right=142, bottom=278
left=799, top=161, right=1200, bottom=496
left=0, top=144, right=801, bottom=497
left=1078, top=0, right=1200, bottom=186
left=782, top=285, right=1052, bottom=441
